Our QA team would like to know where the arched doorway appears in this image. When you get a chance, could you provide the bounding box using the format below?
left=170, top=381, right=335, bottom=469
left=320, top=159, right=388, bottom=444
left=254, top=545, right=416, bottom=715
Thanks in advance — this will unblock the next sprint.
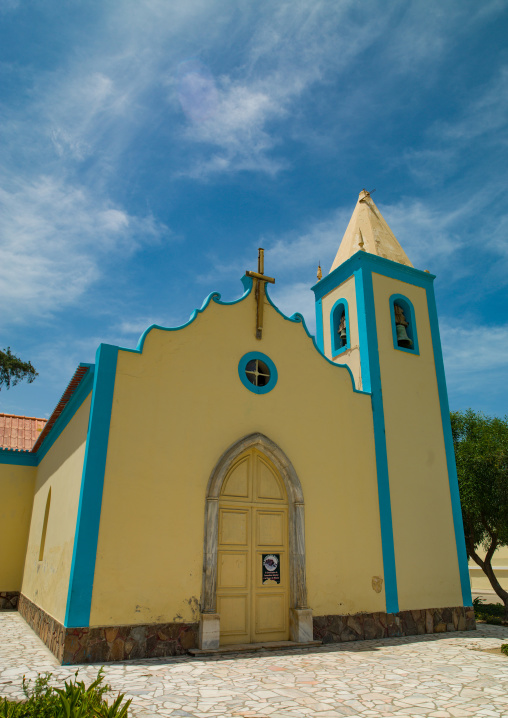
left=217, top=447, right=289, bottom=644
left=199, top=433, right=313, bottom=649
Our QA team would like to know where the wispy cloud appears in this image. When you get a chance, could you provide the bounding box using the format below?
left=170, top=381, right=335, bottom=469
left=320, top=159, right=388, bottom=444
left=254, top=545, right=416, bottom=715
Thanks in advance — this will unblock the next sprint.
left=441, top=322, right=508, bottom=414
left=435, top=66, right=508, bottom=143
left=0, top=174, right=168, bottom=327
left=178, top=76, right=288, bottom=178
left=264, top=210, right=350, bottom=274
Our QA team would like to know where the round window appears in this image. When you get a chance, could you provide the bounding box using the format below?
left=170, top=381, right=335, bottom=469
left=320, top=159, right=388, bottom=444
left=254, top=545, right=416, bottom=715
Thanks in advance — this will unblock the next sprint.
left=238, top=352, right=278, bottom=394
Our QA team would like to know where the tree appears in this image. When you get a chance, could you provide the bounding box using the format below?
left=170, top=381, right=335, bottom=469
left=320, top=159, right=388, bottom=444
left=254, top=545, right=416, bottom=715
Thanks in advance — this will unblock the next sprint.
left=451, top=409, right=508, bottom=617
left=0, top=347, right=38, bottom=390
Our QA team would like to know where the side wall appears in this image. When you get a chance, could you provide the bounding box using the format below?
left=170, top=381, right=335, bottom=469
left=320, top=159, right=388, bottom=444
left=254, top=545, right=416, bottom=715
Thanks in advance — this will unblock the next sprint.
left=0, top=463, right=36, bottom=594
left=89, top=292, right=385, bottom=628
left=21, top=394, right=91, bottom=624
left=372, top=273, right=463, bottom=611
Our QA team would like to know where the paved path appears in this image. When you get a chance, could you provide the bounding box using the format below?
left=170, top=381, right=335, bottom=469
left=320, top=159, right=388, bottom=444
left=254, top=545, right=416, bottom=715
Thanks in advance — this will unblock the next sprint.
left=1, top=612, right=508, bottom=718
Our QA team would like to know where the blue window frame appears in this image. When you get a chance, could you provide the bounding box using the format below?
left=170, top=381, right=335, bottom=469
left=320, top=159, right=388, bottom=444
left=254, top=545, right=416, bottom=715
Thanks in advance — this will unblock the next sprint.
left=389, top=294, right=419, bottom=355
left=330, top=298, right=350, bottom=356
left=238, top=352, right=278, bottom=394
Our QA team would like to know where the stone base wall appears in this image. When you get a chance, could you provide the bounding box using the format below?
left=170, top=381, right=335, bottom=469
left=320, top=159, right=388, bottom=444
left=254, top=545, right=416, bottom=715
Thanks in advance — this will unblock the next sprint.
left=18, top=594, right=67, bottom=662
left=18, top=594, right=198, bottom=664
left=0, top=592, right=19, bottom=610
left=313, top=605, right=475, bottom=643
left=62, top=622, right=198, bottom=664
left=17, top=595, right=475, bottom=663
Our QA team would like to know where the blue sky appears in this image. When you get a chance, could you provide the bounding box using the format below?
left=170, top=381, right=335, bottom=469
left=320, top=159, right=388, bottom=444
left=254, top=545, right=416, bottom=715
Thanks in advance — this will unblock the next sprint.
left=1, top=0, right=507, bottom=420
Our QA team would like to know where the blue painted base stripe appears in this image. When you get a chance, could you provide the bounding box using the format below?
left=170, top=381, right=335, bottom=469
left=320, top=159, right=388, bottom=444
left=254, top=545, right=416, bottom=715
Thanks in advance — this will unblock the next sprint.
left=426, top=290, right=472, bottom=606
left=358, top=268, right=399, bottom=614
left=65, top=344, right=118, bottom=628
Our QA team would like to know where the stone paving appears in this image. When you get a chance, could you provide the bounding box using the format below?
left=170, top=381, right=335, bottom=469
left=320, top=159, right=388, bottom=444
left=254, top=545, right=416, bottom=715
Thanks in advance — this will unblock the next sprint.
left=1, top=612, right=508, bottom=718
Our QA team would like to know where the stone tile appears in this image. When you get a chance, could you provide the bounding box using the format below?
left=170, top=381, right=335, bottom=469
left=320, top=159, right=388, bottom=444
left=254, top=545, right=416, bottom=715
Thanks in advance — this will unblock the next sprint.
left=1, top=613, right=507, bottom=718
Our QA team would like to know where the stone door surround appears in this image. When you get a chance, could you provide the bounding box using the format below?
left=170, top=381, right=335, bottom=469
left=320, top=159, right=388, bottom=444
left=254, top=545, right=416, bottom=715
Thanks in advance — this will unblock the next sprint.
left=199, top=433, right=312, bottom=649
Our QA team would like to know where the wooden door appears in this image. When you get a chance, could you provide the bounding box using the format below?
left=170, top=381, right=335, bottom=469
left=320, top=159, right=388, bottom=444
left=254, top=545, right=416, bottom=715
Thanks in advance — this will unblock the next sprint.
left=216, top=448, right=289, bottom=645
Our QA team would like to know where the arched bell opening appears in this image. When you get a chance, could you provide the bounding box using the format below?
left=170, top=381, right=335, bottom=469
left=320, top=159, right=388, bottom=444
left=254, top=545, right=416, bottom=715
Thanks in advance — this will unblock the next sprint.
left=199, top=433, right=312, bottom=649
left=389, top=294, right=419, bottom=355
left=330, top=298, right=350, bottom=356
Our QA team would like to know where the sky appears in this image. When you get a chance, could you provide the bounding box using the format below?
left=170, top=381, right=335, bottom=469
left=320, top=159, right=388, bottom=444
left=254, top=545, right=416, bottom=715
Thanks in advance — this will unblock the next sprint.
left=1, top=0, right=507, bottom=420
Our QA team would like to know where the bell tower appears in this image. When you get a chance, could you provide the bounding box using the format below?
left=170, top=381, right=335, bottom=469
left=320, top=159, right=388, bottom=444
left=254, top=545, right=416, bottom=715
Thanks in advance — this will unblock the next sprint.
left=312, top=191, right=472, bottom=615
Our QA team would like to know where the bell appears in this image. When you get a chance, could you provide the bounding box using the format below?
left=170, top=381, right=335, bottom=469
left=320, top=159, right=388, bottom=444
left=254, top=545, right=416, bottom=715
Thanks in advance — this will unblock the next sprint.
left=396, top=323, right=413, bottom=348
left=340, top=327, right=347, bottom=345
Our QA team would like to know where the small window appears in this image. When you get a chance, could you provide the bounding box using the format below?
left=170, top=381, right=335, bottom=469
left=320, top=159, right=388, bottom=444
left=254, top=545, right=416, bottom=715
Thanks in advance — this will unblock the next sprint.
left=245, top=358, right=271, bottom=387
left=39, top=488, right=51, bottom=561
left=238, top=352, right=278, bottom=394
left=389, top=295, right=419, bottom=355
left=330, top=299, right=350, bottom=356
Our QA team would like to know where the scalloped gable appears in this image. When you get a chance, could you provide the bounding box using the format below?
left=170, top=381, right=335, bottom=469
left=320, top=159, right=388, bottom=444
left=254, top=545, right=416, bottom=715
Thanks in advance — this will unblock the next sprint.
left=122, top=275, right=362, bottom=394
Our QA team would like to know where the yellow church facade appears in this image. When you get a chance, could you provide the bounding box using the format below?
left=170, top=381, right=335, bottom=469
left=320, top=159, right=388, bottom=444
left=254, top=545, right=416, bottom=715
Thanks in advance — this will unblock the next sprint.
left=0, top=192, right=474, bottom=664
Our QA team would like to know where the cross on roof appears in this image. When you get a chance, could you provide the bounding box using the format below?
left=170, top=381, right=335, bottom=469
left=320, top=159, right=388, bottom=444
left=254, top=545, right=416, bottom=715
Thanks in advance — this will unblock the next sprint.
left=246, top=248, right=275, bottom=340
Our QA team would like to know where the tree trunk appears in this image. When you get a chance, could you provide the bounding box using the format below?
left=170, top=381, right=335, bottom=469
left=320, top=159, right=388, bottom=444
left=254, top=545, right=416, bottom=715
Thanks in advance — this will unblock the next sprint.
left=468, top=533, right=508, bottom=619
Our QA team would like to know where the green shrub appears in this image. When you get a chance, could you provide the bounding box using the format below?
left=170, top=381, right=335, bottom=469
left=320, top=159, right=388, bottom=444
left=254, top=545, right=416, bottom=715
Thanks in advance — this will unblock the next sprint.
left=473, top=601, right=505, bottom=623
left=0, top=669, right=131, bottom=718
left=501, top=644, right=508, bottom=656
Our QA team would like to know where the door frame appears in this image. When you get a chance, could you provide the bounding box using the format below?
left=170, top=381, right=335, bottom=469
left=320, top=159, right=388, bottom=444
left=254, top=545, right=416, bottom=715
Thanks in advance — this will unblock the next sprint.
left=199, top=433, right=312, bottom=648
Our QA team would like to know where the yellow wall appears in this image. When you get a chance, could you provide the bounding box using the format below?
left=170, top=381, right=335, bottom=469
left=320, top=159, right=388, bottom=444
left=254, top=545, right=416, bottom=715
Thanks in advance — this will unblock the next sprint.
left=321, top=275, right=363, bottom=390
left=372, top=273, right=463, bottom=610
left=0, top=463, right=36, bottom=590
left=22, top=394, right=91, bottom=624
left=90, top=288, right=385, bottom=626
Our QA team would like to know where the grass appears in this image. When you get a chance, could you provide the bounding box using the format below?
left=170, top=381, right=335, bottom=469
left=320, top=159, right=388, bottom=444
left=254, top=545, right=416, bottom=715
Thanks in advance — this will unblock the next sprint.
left=0, top=668, right=131, bottom=718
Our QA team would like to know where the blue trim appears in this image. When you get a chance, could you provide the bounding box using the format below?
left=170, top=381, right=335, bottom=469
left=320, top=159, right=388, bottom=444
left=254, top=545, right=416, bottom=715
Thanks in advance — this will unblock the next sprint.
left=315, top=298, right=324, bottom=353
left=264, top=284, right=367, bottom=395
left=426, top=289, right=472, bottom=606
left=389, top=294, right=420, bottom=356
left=357, top=267, right=399, bottom=614
left=123, top=277, right=367, bottom=396
left=65, top=344, right=118, bottom=628
left=312, top=251, right=434, bottom=302
left=134, top=277, right=254, bottom=354
left=324, top=252, right=469, bottom=607
left=330, top=298, right=350, bottom=356
left=0, top=449, right=37, bottom=466
left=354, top=269, right=372, bottom=394
left=238, top=352, right=278, bottom=394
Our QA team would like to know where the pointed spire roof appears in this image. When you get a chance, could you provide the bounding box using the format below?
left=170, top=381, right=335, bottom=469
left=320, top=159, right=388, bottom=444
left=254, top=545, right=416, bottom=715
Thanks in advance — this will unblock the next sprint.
left=330, top=190, right=413, bottom=272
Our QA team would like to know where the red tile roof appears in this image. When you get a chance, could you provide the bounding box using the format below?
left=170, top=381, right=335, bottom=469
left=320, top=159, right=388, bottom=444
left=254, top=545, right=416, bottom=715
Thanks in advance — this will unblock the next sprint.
left=31, top=365, right=91, bottom=454
left=0, top=413, right=47, bottom=451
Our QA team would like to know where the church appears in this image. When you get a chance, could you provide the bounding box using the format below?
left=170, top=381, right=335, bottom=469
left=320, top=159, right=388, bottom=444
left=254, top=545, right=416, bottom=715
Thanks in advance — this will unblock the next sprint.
left=0, top=191, right=475, bottom=664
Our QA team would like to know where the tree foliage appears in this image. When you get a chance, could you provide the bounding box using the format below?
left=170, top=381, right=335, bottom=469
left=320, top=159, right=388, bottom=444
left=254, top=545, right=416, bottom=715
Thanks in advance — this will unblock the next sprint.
left=451, top=409, right=508, bottom=615
left=0, top=347, right=38, bottom=390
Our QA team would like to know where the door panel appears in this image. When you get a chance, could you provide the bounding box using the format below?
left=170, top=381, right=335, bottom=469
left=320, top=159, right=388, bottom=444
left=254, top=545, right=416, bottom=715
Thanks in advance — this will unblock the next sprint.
left=218, top=552, right=248, bottom=588
left=256, top=458, right=284, bottom=500
left=221, top=456, right=251, bottom=500
left=217, top=448, right=289, bottom=645
left=217, top=595, right=249, bottom=637
left=255, top=594, right=287, bottom=634
left=256, top=510, right=285, bottom=546
left=219, top=509, right=249, bottom=545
